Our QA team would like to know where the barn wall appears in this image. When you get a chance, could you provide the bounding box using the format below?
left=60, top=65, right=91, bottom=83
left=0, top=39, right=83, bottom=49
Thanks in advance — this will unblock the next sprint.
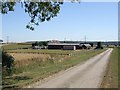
left=48, top=44, right=83, bottom=50
left=48, top=45, right=63, bottom=49
left=63, top=45, right=76, bottom=50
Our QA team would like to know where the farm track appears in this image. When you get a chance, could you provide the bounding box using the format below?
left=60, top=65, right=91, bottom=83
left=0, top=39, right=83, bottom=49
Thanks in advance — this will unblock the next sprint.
left=27, top=48, right=113, bottom=88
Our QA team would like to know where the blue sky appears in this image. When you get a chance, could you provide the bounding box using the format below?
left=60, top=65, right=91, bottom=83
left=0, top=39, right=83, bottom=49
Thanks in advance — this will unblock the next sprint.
left=1, top=2, right=118, bottom=42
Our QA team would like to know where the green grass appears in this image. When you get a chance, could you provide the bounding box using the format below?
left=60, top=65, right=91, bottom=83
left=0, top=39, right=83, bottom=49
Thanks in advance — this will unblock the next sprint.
left=101, top=47, right=119, bottom=88
left=110, top=48, right=118, bottom=88
left=2, top=49, right=106, bottom=88
left=2, top=44, right=32, bottom=50
left=0, top=64, right=1, bottom=90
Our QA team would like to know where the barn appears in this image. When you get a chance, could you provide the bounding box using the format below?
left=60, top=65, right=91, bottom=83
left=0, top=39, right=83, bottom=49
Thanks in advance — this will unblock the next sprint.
left=63, top=45, right=76, bottom=50
left=48, top=43, right=80, bottom=50
left=80, top=44, right=91, bottom=49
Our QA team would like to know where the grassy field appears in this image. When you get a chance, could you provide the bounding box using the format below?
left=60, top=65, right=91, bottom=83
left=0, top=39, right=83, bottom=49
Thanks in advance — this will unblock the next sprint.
left=6, top=49, right=76, bottom=55
left=9, top=53, right=69, bottom=68
left=0, top=64, right=1, bottom=90
left=2, top=49, right=106, bottom=88
left=101, top=47, right=119, bottom=88
left=2, top=44, right=32, bottom=50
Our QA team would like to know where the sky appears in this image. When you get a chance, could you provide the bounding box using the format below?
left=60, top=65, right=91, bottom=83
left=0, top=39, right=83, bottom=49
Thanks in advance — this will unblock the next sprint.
left=1, top=2, right=118, bottom=42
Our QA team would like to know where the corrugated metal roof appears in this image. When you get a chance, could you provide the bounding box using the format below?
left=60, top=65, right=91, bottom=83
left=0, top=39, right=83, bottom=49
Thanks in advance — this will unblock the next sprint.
left=48, top=43, right=80, bottom=46
left=81, top=44, right=91, bottom=47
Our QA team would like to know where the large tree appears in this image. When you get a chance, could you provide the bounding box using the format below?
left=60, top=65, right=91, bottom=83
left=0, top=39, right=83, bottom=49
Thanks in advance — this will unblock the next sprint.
left=0, top=1, right=63, bottom=30
left=0, top=0, right=79, bottom=30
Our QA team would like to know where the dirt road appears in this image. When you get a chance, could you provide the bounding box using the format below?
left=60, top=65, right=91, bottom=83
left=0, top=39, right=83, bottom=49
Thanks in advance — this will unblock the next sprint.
left=28, top=48, right=113, bottom=88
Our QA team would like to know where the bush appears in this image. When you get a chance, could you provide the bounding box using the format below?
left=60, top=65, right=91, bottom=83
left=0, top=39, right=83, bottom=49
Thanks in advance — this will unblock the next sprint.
left=2, top=51, right=15, bottom=76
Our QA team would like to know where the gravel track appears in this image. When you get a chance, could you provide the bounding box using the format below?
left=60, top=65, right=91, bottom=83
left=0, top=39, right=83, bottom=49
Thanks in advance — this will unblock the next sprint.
left=27, top=48, right=113, bottom=88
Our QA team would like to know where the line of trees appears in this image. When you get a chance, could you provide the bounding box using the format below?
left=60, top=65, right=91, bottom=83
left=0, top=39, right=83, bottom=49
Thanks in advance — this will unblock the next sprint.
left=32, top=41, right=48, bottom=47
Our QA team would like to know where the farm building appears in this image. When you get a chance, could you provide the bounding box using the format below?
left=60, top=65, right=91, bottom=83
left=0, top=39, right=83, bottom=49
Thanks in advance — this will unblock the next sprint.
left=48, top=41, right=92, bottom=50
left=80, top=44, right=91, bottom=49
left=63, top=45, right=76, bottom=50
left=48, top=42, right=91, bottom=50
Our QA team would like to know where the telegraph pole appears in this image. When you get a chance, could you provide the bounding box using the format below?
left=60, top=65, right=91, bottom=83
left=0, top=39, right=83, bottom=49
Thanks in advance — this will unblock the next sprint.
left=7, top=36, right=9, bottom=44
left=64, top=37, right=66, bottom=43
left=84, top=36, right=86, bottom=43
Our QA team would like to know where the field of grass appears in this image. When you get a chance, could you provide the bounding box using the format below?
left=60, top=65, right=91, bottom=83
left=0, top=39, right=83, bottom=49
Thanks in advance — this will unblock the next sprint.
left=9, top=53, right=69, bottom=68
left=0, top=64, right=1, bottom=90
left=6, top=49, right=76, bottom=55
left=101, top=47, right=119, bottom=88
left=2, top=44, right=32, bottom=50
left=3, top=44, right=77, bottom=55
left=2, top=49, right=106, bottom=88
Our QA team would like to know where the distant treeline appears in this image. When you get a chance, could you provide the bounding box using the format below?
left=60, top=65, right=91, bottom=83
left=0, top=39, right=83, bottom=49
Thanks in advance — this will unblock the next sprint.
left=32, top=41, right=48, bottom=47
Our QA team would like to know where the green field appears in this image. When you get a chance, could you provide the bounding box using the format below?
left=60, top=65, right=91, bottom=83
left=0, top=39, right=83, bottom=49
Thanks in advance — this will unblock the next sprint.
left=2, top=44, right=32, bottom=50
left=3, top=44, right=77, bottom=55
left=101, top=47, right=119, bottom=88
left=2, top=49, right=106, bottom=88
left=0, top=64, right=1, bottom=90
left=6, top=49, right=74, bottom=55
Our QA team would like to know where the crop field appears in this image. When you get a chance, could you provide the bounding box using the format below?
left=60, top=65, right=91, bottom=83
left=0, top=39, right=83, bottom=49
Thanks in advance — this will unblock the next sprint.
left=2, top=44, right=32, bottom=50
left=9, top=53, right=51, bottom=61
left=3, top=44, right=79, bottom=55
left=9, top=53, right=70, bottom=68
left=2, top=48, right=106, bottom=88
left=6, top=49, right=78, bottom=55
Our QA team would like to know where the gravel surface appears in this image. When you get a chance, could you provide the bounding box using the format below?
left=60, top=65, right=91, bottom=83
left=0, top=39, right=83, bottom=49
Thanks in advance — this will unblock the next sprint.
left=27, top=48, right=113, bottom=88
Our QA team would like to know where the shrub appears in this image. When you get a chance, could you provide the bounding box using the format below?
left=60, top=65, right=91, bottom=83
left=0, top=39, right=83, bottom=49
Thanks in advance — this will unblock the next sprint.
left=2, top=51, right=15, bottom=76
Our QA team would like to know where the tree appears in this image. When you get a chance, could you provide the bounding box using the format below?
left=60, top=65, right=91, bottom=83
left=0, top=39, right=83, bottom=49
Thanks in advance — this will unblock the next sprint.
left=0, top=0, right=80, bottom=30
left=95, top=42, right=103, bottom=49
left=0, top=1, right=63, bottom=30
left=34, top=41, right=39, bottom=46
left=39, top=42, right=43, bottom=46
left=42, top=41, right=48, bottom=46
left=2, top=51, right=15, bottom=76
left=32, top=43, right=35, bottom=48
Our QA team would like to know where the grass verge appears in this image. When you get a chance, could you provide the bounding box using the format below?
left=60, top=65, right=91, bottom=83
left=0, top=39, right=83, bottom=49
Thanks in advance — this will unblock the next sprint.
left=101, top=47, right=119, bottom=88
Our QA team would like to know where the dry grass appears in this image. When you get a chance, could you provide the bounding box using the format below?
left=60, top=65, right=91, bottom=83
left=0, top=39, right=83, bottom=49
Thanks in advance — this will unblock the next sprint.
left=9, top=53, right=51, bottom=61
left=3, top=49, right=106, bottom=88
left=8, top=53, right=69, bottom=68
left=9, top=53, right=51, bottom=68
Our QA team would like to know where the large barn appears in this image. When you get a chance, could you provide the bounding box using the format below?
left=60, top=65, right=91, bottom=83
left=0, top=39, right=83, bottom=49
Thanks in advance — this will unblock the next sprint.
left=48, top=42, right=91, bottom=50
left=48, top=43, right=81, bottom=50
left=80, top=44, right=91, bottom=49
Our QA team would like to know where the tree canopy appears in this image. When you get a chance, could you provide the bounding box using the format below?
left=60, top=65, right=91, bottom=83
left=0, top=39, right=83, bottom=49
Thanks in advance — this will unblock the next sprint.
left=0, top=1, right=63, bottom=30
left=2, top=51, right=14, bottom=76
left=0, top=0, right=80, bottom=30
